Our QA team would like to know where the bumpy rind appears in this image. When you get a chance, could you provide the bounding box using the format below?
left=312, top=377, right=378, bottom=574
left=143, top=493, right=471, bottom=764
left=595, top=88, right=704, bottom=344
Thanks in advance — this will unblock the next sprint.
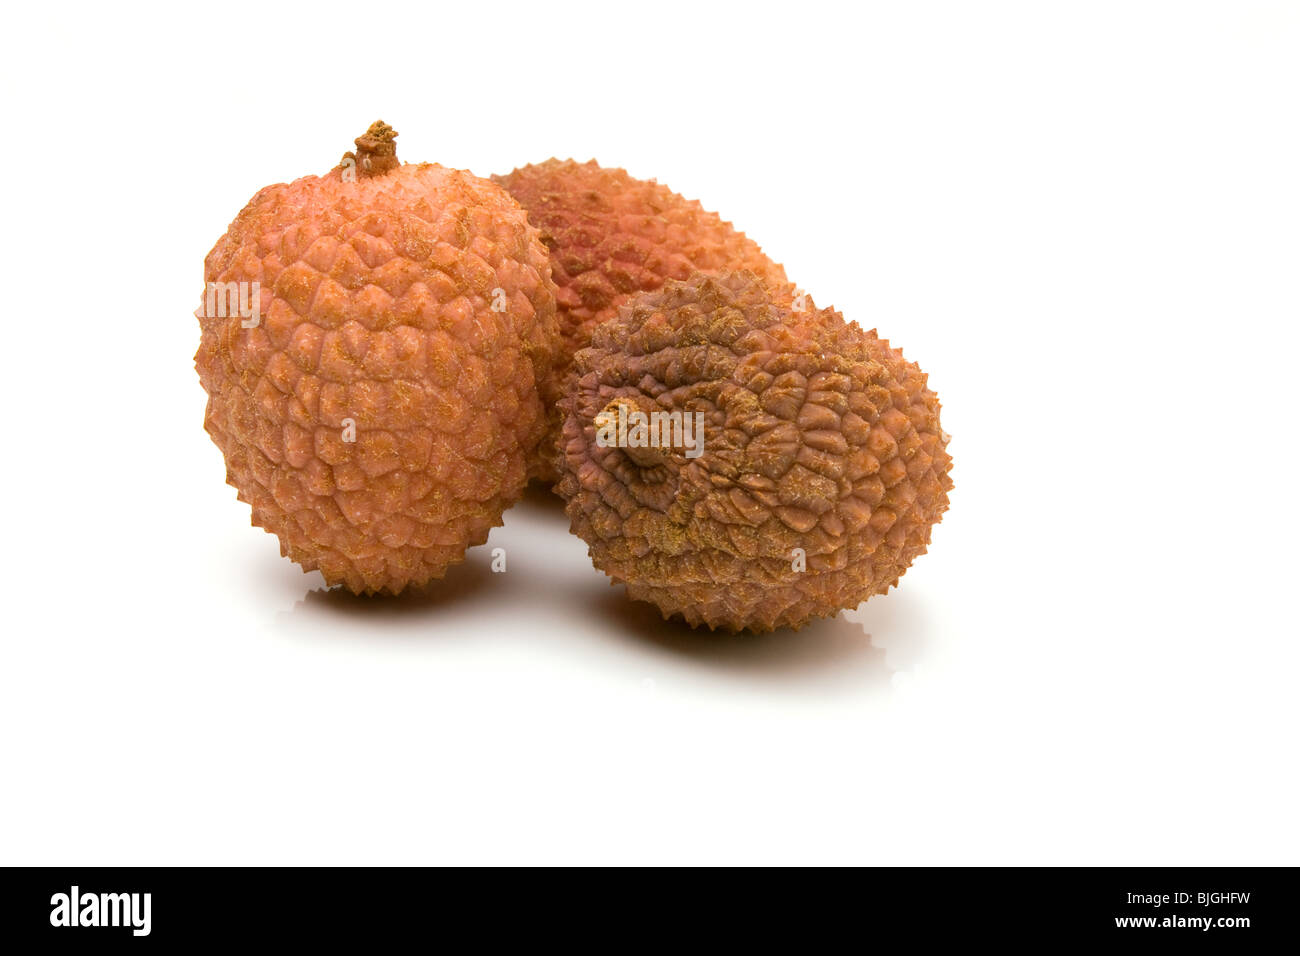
left=196, top=161, right=559, bottom=594
left=492, top=159, right=789, bottom=481
left=555, top=272, right=953, bottom=633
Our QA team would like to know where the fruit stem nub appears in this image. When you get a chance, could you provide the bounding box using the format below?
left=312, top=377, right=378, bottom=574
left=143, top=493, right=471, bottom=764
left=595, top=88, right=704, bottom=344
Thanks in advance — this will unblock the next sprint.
left=342, top=120, right=399, bottom=178
left=595, top=397, right=673, bottom=468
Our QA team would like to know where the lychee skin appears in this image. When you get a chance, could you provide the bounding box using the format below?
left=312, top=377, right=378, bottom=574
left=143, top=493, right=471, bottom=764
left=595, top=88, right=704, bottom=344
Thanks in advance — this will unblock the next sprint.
left=197, top=162, right=558, bottom=594
left=555, top=272, right=953, bottom=633
left=492, top=159, right=789, bottom=480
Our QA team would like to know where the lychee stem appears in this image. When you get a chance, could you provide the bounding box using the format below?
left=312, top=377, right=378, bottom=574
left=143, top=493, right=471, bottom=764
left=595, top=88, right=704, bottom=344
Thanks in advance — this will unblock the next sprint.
left=341, top=120, right=399, bottom=178
left=595, top=397, right=672, bottom=468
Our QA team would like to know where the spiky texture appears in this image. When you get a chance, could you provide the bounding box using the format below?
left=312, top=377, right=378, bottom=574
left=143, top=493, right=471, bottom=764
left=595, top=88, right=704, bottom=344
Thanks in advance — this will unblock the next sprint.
left=555, top=272, right=952, bottom=632
left=196, top=130, right=558, bottom=594
left=492, top=159, right=788, bottom=480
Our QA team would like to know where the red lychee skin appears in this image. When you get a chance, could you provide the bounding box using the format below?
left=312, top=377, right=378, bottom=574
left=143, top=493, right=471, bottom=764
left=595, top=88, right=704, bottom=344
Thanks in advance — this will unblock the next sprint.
left=555, top=272, right=953, bottom=633
left=196, top=128, right=559, bottom=594
left=493, top=159, right=789, bottom=480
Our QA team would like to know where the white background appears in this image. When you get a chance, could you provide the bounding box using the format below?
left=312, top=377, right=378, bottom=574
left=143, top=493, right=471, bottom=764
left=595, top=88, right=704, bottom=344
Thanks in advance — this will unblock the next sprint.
left=1, top=1, right=1296, bottom=865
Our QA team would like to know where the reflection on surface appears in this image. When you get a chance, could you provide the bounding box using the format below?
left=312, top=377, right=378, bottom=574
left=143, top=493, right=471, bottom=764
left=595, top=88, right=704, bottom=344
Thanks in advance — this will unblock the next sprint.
left=584, top=584, right=923, bottom=686
left=270, top=480, right=930, bottom=688
left=285, top=554, right=494, bottom=628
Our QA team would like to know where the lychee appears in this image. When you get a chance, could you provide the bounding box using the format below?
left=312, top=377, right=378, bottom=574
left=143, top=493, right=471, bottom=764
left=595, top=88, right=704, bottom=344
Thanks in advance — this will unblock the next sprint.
left=492, top=159, right=788, bottom=479
left=555, top=272, right=952, bottom=632
left=196, top=122, right=559, bottom=594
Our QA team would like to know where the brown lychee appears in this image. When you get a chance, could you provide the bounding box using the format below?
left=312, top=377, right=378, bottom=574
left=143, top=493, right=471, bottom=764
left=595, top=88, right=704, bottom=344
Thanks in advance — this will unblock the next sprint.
left=492, top=159, right=789, bottom=479
left=196, top=122, right=559, bottom=594
left=555, top=272, right=952, bottom=633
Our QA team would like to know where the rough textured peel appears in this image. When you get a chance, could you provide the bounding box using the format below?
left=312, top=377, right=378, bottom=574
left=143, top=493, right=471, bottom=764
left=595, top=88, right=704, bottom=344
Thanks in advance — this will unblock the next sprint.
left=493, top=159, right=788, bottom=480
left=555, top=272, right=953, bottom=632
left=196, top=122, right=559, bottom=594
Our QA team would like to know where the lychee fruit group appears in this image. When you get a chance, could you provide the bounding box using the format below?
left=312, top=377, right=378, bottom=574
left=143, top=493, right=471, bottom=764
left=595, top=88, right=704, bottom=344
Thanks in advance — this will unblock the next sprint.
left=493, top=159, right=788, bottom=479
left=555, top=272, right=952, bottom=632
left=195, top=122, right=559, bottom=594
